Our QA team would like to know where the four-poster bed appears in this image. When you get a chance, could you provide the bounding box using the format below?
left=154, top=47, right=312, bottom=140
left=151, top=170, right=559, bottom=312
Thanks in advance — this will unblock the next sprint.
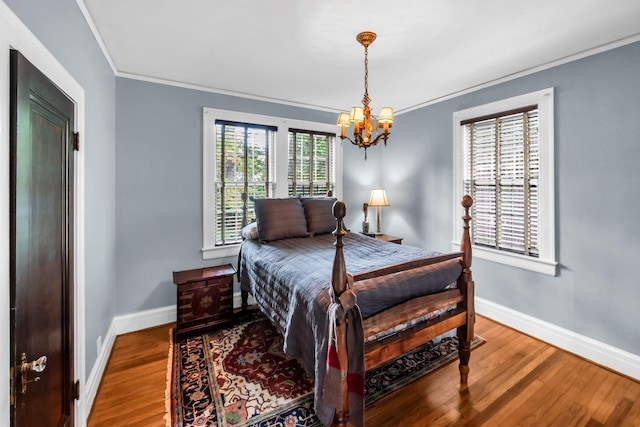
left=238, top=195, right=475, bottom=426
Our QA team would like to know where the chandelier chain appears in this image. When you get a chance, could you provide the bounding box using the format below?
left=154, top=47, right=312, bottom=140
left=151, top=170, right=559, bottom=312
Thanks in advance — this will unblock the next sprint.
left=362, top=45, right=370, bottom=107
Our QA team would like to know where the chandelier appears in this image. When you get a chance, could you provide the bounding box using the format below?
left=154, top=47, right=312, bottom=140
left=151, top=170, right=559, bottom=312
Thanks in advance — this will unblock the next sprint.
left=337, top=31, right=394, bottom=160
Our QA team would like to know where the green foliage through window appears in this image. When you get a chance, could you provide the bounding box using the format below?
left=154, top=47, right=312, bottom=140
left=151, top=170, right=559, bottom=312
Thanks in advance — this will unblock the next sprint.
left=215, top=120, right=275, bottom=246
left=288, top=128, right=335, bottom=197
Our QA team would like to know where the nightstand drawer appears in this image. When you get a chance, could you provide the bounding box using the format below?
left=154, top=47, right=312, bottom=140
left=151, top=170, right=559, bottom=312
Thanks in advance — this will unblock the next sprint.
left=177, top=280, right=232, bottom=323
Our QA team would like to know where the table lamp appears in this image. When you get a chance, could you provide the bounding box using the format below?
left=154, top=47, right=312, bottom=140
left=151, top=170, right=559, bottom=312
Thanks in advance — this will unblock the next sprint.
left=368, top=189, right=389, bottom=234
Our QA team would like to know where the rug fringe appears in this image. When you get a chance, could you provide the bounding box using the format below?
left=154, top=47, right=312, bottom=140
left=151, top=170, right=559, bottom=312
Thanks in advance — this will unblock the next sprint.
left=164, top=329, right=174, bottom=427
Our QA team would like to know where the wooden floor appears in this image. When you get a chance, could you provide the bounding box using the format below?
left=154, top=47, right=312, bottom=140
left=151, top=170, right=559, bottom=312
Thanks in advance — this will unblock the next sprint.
left=87, top=315, right=640, bottom=427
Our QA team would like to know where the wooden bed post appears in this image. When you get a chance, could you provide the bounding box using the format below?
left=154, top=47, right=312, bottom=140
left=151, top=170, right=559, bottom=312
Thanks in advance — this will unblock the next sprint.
left=457, top=195, right=475, bottom=384
left=330, top=200, right=351, bottom=427
left=241, top=192, right=249, bottom=312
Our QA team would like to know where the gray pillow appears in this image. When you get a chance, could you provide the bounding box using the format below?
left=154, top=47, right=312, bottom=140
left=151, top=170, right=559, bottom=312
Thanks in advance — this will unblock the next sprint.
left=301, top=197, right=337, bottom=236
left=241, top=222, right=259, bottom=240
left=253, top=197, right=309, bottom=242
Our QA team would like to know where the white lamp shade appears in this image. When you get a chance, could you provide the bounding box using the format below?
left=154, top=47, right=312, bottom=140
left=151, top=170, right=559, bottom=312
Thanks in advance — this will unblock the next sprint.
left=368, top=189, right=389, bottom=206
left=350, top=107, right=364, bottom=123
left=378, top=107, right=394, bottom=124
left=336, top=112, right=350, bottom=126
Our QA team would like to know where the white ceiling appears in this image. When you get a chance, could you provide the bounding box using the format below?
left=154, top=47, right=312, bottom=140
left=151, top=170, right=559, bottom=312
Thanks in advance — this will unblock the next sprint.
left=82, top=0, right=640, bottom=114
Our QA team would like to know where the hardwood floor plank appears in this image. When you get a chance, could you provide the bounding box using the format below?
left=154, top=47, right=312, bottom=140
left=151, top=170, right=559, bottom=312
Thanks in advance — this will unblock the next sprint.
left=87, top=324, right=173, bottom=427
left=551, top=363, right=603, bottom=426
left=620, top=397, right=640, bottom=427
left=479, top=378, right=546, bottom=425
left=87, top=316, right=640, bottom=427
left=572, top=366, right=615, bottom=424
left=462, top=350, right=564, bottom=425
left=603, top=398, right=633, bottom=427
left=505, top=355, right=585, bottom=425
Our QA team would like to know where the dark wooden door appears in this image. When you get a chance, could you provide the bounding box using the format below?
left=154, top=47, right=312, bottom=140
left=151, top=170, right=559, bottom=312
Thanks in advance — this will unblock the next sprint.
left=10, top=50, right=75, bottom=427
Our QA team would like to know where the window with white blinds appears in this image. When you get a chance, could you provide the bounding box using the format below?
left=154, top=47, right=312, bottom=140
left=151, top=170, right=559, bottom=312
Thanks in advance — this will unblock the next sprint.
left=453, top=89, right=557, bottom=275
left=288, top=129, right=335, bottom=197
left=202, top=108, right=341, bottom=259
left=215, top=120, right=276, bottom=246
left=462, top=107, right=539, bottom=256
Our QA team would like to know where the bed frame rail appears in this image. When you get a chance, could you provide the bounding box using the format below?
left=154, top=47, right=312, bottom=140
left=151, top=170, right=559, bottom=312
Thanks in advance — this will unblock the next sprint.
left=362, top=288, right=464, bottom=339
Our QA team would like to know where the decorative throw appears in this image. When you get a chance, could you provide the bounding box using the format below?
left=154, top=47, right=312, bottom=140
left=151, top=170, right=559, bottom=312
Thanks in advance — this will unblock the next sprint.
left=323, top=288, right=364, bottom=427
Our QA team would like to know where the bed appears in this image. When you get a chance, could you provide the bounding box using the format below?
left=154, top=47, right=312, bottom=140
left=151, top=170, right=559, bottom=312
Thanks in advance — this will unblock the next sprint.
left=238, top=195, right=475, bottom=427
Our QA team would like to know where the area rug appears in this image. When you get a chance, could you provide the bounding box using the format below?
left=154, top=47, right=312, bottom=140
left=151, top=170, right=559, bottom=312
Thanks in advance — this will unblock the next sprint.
left=166, top=314, right=484, bottom=426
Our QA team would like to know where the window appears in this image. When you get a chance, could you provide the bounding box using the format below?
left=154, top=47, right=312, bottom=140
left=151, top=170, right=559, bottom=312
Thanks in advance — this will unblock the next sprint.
left=288, top=129, right=335, bottom=197
left=214, top=121, right=276, bottom=246
left=203, top=108, right=341, bottom=259
left=453, top=88, right=556, bottom=275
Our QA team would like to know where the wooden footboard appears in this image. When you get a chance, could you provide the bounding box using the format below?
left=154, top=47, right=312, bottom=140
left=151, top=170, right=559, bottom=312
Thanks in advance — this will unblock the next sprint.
left=329, top=196, right=475, bottom=426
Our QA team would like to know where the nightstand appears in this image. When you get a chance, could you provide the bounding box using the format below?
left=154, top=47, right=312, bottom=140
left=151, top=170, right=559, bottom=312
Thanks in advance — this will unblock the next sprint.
left=361, top=232, right=403, bottom=244
left=172, top=264, right=236, bottom=341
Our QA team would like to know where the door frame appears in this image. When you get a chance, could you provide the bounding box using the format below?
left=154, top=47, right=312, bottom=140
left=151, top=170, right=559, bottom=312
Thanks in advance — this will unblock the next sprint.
left=1, top=3, right=86, bottom=426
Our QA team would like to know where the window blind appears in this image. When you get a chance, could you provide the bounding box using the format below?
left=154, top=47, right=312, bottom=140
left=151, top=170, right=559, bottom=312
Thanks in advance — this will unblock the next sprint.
left=214, top=120, right=276, bottom=245
left=288, top=128, right=336, bottom=197
left=462, top=107, right=539, bottom=257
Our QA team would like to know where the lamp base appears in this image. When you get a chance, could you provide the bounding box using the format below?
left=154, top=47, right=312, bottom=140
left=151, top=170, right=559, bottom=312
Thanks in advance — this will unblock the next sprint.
left=375, top=206, right=383, bottom=235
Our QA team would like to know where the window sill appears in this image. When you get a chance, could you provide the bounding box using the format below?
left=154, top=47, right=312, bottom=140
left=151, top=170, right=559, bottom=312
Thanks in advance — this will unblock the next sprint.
left=451, top=242, right=557, bottom=276
left=202, top=244, right=241, bottom=260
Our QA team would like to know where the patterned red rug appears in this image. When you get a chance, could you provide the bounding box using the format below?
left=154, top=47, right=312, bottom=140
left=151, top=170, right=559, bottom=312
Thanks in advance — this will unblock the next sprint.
left=166, top=313, right=484, bottom=426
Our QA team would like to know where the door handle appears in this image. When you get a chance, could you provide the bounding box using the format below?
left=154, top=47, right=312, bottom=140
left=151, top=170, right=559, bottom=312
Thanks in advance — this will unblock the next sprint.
left=20, top=353, right=47, bottom=394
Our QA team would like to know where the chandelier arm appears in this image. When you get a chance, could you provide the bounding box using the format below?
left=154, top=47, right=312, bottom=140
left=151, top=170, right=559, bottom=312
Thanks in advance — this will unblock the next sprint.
left=340, top=131, right=390, bottom=149
left=365, top=132, right=389, bottom=149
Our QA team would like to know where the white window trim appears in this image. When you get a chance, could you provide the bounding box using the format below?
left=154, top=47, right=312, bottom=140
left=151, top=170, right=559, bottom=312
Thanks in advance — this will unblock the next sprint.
left=452, top=88, right=557, bottom=276
left=202, top=108, right=343, bottom=259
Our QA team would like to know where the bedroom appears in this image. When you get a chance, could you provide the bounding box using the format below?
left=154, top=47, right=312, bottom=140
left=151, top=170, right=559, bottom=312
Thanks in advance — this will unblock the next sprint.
left=0, top=0, right=639, bottom=426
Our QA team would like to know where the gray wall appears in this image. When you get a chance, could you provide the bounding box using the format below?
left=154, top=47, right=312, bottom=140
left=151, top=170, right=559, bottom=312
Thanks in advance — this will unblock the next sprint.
left=3, top=0, right=117, bottom=375
left=114, top=78, right=335, bottom=314
left=343, top=41, right=640, bottom=356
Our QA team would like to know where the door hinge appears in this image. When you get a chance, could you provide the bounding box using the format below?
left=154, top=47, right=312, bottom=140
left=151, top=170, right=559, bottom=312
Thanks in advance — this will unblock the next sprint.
left=73, top=132, right=80, bottom=151
left=73, top=380, right=80, bottom=400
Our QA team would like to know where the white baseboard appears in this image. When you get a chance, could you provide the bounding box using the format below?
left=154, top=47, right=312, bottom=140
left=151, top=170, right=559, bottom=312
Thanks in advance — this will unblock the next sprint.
left=476, top=297, right=640, bottom=381
left=112, top=305, right=176, bottom=335
left=82, top=320, right=116, bottom=425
